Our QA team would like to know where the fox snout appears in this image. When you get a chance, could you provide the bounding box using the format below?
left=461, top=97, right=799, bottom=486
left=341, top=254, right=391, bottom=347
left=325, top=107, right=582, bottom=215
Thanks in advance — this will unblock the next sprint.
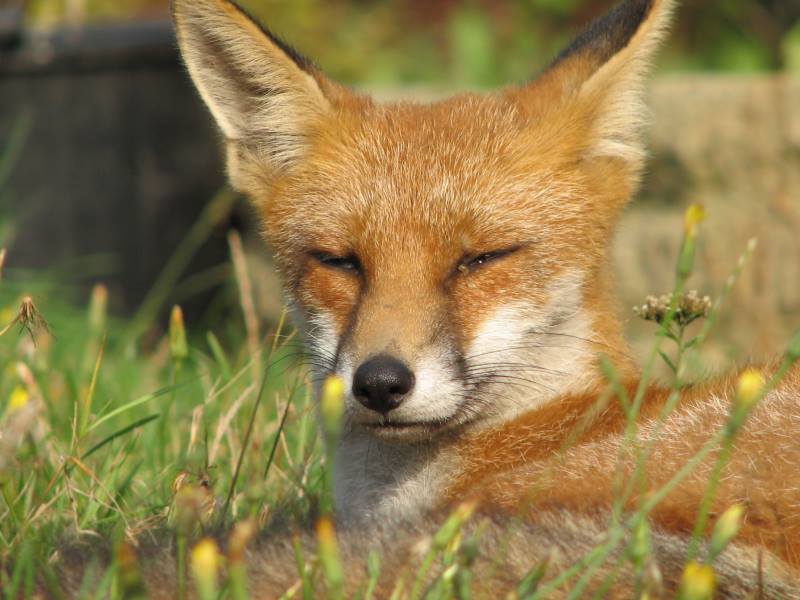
left=352, top=354, right=416, bottom=414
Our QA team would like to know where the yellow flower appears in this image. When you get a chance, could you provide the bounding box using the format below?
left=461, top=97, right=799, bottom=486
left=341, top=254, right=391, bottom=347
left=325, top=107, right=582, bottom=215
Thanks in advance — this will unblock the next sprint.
left=316, top=516, right=337, bottom=548
left=190, top=538, right=220, bottom=600
left=191, top=538, right=220, bottom=573
left=683, top=204, right=706, bottom=238
left=9, top=386, right=29, bottom=411
left=321, top=375, right=345, bottom=436
left=678, top=561, right=716, bottom=600
left=0, top=307, right=14, bottom=324
left=736, top=369, right=765, bottom=412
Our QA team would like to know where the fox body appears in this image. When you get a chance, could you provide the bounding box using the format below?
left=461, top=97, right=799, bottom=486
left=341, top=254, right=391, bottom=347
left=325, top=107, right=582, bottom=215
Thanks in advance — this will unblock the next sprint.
left=155, top=0, right=800, bottom=595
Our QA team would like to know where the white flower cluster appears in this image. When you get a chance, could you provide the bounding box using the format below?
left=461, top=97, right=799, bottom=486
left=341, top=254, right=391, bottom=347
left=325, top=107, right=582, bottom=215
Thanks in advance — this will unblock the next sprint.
left=634, top=290, right=712, bottom=326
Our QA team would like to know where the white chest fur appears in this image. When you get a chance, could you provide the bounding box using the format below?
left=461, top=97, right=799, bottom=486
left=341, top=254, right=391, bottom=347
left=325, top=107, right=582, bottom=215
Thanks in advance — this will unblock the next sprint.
left=333, top=430, right=454, bottom=523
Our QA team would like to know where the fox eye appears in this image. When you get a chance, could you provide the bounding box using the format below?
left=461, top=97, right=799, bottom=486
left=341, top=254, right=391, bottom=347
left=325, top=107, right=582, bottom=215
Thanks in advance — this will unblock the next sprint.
left=457, top=248, right=518, bottom=275
left=312, top=251, right=361, bottom=273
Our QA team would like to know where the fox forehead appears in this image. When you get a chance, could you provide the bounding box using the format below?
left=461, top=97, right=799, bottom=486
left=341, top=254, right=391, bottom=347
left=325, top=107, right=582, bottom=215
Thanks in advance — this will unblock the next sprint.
left=255, top=97, right=602, bottom=355
left=260, top=95, right=592, bottom=262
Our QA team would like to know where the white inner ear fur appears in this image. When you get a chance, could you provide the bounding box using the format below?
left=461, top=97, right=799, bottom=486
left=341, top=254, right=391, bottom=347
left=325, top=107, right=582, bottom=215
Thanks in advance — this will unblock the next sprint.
left=577, top=1, right=676, bottom=164
left=173, top=0, right=330, bottom=174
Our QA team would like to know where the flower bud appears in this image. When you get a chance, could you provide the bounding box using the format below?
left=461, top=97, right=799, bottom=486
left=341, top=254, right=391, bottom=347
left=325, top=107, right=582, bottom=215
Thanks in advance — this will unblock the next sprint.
left=88, top=284, right=108, bottom=335
left=709, top=504, right=745, bottom=559
left=678, top=204, right=705, bottom=279
left=169, top=305, right=189, bottom=361
left=316, top=517, right=344, bottom=597
left=683, top=204, right=706, bottom=239
left=320, top=376, right=345, bottom=438
left=627, top=519, right=651, bottom=565
left=116, top=541, right=146, bottom=599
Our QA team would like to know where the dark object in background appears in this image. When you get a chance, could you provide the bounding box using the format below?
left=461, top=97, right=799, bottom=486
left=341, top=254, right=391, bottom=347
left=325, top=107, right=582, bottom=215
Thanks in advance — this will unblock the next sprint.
left=0, top=5, right=24, bottom=50
left=0, top=20, right=231, bottom=315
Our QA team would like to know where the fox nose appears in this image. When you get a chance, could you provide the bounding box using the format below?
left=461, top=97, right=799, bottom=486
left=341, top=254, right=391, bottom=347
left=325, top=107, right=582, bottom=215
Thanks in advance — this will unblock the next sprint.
left=352, top=354, right=415, bottom=414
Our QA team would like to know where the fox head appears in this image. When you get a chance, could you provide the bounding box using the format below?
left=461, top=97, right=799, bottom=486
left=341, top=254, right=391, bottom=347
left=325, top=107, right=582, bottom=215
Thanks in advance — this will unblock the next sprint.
left=173, top=0, right=673, bottom=442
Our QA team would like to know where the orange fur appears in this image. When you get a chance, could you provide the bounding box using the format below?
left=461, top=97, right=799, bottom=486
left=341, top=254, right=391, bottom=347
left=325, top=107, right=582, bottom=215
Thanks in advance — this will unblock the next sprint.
left=447, top=365, right=800, bottom=567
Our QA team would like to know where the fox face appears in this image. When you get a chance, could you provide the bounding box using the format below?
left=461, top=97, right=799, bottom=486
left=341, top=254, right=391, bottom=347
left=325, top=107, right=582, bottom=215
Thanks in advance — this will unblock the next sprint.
left=267, top=99, right=615, bottom=440
left=174, top=0, right=672, bottom=442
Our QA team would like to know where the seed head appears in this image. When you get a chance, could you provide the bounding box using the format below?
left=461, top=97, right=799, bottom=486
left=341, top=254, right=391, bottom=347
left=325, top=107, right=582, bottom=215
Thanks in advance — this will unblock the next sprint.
left=0, top=296, right=52, bottom=344
left=633, top=291, right=712, bottom=327
left=171, top=475, right=216, bottom=532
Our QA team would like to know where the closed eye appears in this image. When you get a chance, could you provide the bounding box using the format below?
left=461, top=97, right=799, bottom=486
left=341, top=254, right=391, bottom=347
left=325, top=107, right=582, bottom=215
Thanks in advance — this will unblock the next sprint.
left=311, top=251, right=361, bottom=273
left=457, top=247, right=520, bottom=275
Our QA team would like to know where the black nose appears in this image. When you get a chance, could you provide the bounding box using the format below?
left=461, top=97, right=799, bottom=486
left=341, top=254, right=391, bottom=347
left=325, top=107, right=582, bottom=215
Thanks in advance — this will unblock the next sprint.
left=352, top=354, right=415, bottom=414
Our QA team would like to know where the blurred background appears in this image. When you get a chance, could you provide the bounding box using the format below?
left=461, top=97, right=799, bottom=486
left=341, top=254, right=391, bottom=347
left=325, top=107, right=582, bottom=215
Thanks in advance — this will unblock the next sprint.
left=1, top=0, right=799, bottom=371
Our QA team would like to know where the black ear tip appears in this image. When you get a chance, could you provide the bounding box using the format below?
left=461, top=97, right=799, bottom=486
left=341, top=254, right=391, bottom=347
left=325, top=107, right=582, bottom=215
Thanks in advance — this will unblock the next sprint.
left=227, top=0, right=315, bottom=72
left=551, top=0, right=657, bottom=70
left=171, top=0, right=315, bottom=74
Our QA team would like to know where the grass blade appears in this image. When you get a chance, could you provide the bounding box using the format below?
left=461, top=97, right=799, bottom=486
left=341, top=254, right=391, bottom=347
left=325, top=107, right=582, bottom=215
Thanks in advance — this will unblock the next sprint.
left=82, top=414, right=160, bottom=460
left=89, top=383, right=186, bottom=432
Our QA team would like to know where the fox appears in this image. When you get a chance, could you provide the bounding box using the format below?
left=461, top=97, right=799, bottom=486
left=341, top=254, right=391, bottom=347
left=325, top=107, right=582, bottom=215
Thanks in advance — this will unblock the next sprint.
left=53, top=0, right=800, bottom=597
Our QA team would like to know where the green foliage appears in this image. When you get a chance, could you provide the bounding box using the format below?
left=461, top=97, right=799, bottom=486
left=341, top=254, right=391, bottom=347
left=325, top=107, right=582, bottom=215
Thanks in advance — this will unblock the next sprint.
left=785, top=21, right=800, bottom=73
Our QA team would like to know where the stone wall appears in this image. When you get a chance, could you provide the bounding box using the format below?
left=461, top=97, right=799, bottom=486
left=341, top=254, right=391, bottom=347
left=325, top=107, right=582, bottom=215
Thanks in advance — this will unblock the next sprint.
left=618, top=75, right=800, bottom=369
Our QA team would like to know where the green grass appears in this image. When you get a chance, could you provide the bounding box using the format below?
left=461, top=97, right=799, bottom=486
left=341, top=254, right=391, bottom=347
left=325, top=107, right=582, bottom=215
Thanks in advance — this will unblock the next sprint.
left=0, top=123, right=327, bottom=597
left=0, top=254, right=324, bottom=592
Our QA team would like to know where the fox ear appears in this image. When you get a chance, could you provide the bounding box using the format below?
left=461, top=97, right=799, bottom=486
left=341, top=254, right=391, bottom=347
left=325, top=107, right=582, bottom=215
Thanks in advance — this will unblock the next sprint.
left=526, top=0, right=675, bottom=166
left=172, top=0, right=333, bottom=189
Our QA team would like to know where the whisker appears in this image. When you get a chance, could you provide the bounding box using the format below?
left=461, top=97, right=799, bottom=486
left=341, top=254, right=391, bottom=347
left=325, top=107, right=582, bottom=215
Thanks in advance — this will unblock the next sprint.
left=463, top=342, right=586, bottom=362
left=463, top=363, right=568, bottom=377
left=464, top=374, right=557, bottom=395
